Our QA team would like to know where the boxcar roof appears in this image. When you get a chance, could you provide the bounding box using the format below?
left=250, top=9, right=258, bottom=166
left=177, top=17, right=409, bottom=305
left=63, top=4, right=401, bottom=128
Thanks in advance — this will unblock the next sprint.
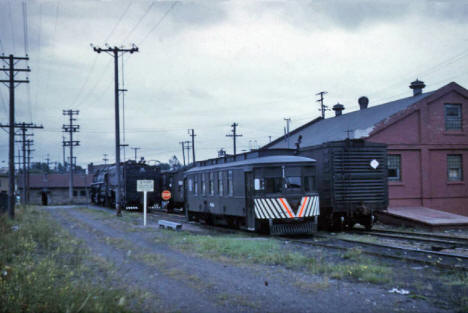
left=185, top=155, right=316, bottom=174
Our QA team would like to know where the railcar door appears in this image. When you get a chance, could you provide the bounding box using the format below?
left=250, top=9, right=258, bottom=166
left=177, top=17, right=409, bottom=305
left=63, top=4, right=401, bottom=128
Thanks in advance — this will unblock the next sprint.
left=244, top=171, right=255, bottom=231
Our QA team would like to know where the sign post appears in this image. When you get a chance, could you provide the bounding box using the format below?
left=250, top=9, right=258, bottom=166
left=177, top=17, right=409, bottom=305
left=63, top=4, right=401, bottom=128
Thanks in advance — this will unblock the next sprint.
left=137, top=180, right=154, bottom=226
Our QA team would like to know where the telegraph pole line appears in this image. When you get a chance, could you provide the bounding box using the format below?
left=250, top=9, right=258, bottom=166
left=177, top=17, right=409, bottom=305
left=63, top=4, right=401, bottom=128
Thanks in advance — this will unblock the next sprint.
left=0, top=54, right=30, bottom=219
left=226, top=122, right=243, bottom=156
left=92, top=44, right=138, bottom=216
left=184, top=141, right=191, bottom=164
left=284, top=118, right=291, bottom=149
left=179, top=141, right=186, bottom=166
left=103, top=153, right=109, bottom=165
left=131, top=147, right=140, bottom=161
left=25, top=139, right=34, bottom=203
left=188, top=129, right=196, bottom=163
left=62, top=110, right=80, bottom=203
left=1, top=122, right=42, bottom=206
left=316, top=91, right=329, bottom=119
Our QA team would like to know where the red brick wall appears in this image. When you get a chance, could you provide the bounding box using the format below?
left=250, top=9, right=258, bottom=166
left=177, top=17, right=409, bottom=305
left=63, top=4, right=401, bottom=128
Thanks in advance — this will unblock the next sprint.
left=369, top=85, right=468, bottom=216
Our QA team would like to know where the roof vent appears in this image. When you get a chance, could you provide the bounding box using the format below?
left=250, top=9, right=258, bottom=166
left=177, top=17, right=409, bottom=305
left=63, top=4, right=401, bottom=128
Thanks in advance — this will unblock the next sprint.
left=358, top=96, right=369, bottom=110
left=409, top=79, right=425, bottom=96
left=332, top=103, right=345, bottom=116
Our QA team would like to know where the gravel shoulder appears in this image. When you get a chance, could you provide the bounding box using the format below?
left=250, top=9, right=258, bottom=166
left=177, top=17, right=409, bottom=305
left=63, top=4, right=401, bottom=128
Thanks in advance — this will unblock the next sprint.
left=45, top=205, right=457, bottom=313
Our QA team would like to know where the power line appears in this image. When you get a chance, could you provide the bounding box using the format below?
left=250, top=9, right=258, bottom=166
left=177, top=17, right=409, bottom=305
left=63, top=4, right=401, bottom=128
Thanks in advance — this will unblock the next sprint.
left=137, top=1, right=178, bottom=45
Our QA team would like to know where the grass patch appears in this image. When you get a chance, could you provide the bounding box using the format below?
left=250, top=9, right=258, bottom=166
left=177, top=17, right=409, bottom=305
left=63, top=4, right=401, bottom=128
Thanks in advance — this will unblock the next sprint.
left=161, top=231, right=392, bottom=284
left=0, top=208, right=133, bottom=313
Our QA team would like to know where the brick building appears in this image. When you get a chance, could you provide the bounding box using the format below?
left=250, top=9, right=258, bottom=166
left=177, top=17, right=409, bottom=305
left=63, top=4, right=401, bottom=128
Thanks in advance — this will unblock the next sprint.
left=264, top=81, right=468, bottom=216
left=18, top=173, right=92, bottom=205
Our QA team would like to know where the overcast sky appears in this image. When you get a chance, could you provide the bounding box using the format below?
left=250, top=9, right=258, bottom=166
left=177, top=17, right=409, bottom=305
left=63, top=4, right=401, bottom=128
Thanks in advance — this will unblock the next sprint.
left=1, top=0, right=468, bottom=169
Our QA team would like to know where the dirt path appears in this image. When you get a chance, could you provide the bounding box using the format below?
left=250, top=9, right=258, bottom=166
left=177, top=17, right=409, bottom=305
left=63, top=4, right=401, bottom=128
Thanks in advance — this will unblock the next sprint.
left=46, top=206, right=453, bottom=313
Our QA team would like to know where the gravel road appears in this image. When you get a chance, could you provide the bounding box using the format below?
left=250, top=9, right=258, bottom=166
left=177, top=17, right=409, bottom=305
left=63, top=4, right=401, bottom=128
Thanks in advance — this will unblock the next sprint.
left=46, top=205, right=454, bottom=313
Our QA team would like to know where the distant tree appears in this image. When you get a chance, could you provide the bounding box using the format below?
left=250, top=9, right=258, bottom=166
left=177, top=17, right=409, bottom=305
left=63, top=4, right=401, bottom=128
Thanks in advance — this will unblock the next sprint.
left=168, top=155, right=182, bottom=170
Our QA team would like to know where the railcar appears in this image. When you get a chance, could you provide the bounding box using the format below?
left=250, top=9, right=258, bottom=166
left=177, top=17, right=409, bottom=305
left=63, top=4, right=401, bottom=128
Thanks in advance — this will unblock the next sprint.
left=90, top=160, right=161, bottom=210
left=298, top=139, right=388, bottom=230
left=159, top=168, right=186, bottom=212
left=184, top=152, right=320, bottom=235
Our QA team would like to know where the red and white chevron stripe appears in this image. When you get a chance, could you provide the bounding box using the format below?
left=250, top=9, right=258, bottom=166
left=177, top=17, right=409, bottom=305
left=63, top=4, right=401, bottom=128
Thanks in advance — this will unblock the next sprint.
left=254, top=196, right=319, bottom=219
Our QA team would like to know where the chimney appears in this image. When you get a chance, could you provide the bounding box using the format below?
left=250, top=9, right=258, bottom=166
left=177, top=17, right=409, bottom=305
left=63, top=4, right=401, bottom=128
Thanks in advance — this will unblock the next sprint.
left=409, top=79, right=425, bottom=96
left=358, top=96, right=369, bottom=110
left=332, top=103, right=345, bottom=116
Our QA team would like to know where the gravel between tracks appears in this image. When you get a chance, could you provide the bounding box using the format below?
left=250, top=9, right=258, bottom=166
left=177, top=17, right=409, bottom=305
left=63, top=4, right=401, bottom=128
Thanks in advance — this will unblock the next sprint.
left=46, top=205, right=454, bottom=313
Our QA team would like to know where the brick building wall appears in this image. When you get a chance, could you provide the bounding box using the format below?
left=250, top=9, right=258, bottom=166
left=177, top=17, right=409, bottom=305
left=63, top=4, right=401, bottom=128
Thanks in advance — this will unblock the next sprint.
left=369, top=83, right=468, bottom=216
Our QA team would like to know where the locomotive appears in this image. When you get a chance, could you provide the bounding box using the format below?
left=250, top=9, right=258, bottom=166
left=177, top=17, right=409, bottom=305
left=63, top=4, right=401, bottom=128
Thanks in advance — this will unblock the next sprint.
left=184, top=150, right=320, bottom=235
left=89, top=160, right=161, bottom=210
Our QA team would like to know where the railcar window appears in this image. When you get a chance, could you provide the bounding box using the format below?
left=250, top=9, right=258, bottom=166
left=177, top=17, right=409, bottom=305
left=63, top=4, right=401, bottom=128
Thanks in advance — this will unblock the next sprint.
left=194, top=175, right=198, bottom=195
left=227, top=170, right=233, bottom=196
left=285, top=176, right=302, bottom=189
left=188, top=179, right=193, bottom=192
left=209, top=172, right=214, bottom=195
left=218, top=172, right=223, bottom=195
left=201, top=173, right=206, bottom=195
left=264, top=177, right=282, bottom=193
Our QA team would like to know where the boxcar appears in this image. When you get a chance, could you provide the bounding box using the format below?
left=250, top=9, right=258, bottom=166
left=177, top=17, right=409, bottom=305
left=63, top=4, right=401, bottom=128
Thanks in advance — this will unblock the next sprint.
left=184, top=153, right=320, bottom=235
left=90, top=161, right=161, bottom=210
left=299, top=139, right=388, bottom=230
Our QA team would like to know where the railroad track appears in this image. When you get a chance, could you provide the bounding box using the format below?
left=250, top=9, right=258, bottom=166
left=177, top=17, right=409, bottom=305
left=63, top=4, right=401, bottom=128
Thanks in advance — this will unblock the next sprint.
left=286, top=234, right=468, bottom=271
left=349, top=229, right=468, bottom=249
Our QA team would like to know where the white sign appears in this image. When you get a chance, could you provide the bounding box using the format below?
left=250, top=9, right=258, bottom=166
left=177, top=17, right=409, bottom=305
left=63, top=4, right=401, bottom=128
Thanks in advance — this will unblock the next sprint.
left=137, top=180, right=154, bottom=192
left=370, top=159, right=380, bottom=169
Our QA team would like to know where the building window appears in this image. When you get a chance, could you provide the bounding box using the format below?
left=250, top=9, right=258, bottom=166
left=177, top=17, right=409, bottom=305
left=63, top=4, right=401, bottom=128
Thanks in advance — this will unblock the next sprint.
left=445, top=104, right=462, bottom=130
left=388, top=155, right=401, bottom=181
left=447, top=154, right=463, bottom=181
left=227, top=170, right=233, bottom=196
left=218, top=172, right=223, bottom=196
left=73, top=190, right=78, bottom=197
left=80, top=190, right=86, bottom=196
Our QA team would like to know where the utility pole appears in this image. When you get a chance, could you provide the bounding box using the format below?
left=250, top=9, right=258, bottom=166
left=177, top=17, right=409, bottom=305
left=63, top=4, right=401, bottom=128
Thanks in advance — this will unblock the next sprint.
left=45, top=154, right=50, bottom=172
left=284, top=118, right=291, bottom=149
left=25, top=139, right=34, bottom=203
left=92, top=44, right=138, bottom=216
left=188, top=129, right=196, bottom=163
left=316, top=91, right=329, bottom=119
left=62, top=136, right=66, bottom=171
left=226, top=122, right=243, bottom=157
left=184, top=140, right=191, bottom=164
left=62, top=110, right=80, bottom=202
left=1, top=122, right=42, bottom=206
left=179, top=141, right=186, bottom=166
left=103, top=153, right=109, bottom=165
left=0, top=54, right=30, bottom=219
left=131, top=147, right=140, bottom=161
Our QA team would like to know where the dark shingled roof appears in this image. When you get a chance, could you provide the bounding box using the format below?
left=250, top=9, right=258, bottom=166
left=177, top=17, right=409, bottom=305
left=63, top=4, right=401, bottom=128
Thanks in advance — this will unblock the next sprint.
left=263, top=91, right=435, bottom=149
left=18, top=174, right=92, bottom=189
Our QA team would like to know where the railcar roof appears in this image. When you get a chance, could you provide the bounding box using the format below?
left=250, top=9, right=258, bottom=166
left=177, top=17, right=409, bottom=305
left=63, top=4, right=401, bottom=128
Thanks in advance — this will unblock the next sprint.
left=185, top=155, right=316, bottom=173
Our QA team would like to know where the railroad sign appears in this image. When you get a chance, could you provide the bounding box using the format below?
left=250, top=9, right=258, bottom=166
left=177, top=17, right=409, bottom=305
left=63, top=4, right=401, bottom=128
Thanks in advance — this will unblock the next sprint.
left=137, top=180, right=154, bottom=192
left=161, top=190, right=172, bottom=201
